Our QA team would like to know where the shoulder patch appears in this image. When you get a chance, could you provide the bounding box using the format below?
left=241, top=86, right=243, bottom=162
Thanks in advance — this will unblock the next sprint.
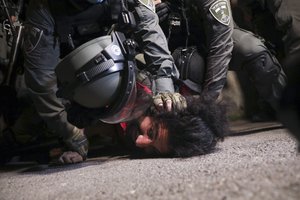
left=209, top=0, right=231, bottom=26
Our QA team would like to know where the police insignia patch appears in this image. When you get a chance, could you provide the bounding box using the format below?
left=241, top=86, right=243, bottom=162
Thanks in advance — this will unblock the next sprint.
left=209, top=0, right=231, bottom=26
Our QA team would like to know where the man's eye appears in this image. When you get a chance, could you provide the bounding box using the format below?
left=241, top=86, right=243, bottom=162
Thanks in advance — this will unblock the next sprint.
left=148, top=129, right=155, bottom=139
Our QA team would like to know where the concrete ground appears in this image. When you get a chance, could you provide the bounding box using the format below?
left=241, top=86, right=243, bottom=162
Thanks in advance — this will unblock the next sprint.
left=0, top=124, right=299, bottom=200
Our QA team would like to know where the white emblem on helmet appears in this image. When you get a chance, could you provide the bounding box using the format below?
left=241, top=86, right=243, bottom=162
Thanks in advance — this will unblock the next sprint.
left=111, top=45, right=121, bottom=56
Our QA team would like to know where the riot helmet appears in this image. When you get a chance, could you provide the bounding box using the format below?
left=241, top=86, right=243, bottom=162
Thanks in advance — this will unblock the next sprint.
left=56, top=31, right=152, bottom=124
left=172, top=46, right=206, bottom=94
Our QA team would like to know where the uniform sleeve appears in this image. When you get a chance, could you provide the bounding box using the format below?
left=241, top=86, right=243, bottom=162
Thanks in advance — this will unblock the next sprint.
left=196, top=0, right=233, bottom=100
left=133, top=1, right=179, bottom=94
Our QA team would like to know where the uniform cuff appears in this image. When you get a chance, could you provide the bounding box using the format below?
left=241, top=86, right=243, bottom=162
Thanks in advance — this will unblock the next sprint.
left=155, top=77, right=175, bottom=94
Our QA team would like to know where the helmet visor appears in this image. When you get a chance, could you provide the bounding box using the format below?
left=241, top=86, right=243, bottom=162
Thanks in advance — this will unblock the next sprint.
left=100, top=83, right=152, bottom=124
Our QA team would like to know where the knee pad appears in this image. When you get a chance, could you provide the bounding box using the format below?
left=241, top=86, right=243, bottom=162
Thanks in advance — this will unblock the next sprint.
left=244, top=50, right=282, bottom=83
left=233, top=29, right=282, bottom=82
left=244, top=50, right=287, bottom=110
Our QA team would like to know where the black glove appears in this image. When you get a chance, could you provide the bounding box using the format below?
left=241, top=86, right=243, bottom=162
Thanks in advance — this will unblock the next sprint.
left=156, top=2, right=171, bottom=23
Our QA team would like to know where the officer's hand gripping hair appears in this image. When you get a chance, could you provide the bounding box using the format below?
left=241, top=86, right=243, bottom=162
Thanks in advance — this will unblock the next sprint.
left=153, top=92, right=187, bottom=112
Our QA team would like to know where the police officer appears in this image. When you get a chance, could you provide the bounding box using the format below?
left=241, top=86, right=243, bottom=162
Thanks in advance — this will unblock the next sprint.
left=231, top=0, right=300, bottom=92
left=232, top=0, right=300, bottom=146
left=156, top=0, right=287, bottom=120
left=23, top=0, right=179, bottom=164
left=231, top=0, right=300, bottom=70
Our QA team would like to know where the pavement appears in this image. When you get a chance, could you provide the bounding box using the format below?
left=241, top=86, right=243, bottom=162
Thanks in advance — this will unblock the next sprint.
left=0, top=121, right=299, bottom=200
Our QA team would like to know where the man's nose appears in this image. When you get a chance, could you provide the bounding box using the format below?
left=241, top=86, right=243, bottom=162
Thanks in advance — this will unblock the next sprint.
left=135, top=135, right=152, bottom=148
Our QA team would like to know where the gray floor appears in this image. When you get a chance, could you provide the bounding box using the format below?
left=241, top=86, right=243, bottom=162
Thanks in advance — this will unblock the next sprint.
left=0, top=128, right=299, bottom=200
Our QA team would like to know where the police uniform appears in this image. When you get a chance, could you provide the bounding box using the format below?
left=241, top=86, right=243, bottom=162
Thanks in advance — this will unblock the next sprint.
left=234, top=0, right=299, bottom=137
left=23, top=0, right=177, bottom=155
left=159, top=0, right=233, bottom=101
left=158, top=0, right=286, bottom=111
left=236, top=0, right=300, bottom=56
left=235, top=0, right=300, bottom=84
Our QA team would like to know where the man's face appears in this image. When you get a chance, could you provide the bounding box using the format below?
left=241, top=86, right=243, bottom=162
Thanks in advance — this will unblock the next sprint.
left=125, top=116, right=170, bottom=155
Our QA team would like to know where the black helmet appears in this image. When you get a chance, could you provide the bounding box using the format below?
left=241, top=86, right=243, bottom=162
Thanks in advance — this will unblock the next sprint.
left=172, top=46, right=206, bottom=93
left=56, top=31, right=151, bottom=124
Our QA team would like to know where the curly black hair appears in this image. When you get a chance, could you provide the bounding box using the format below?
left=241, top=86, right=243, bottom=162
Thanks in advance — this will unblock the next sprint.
left=149, top=96, right=229, bottom=157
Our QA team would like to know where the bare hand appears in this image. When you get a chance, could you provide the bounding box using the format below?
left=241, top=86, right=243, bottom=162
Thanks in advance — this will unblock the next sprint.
left=58, top=151, right=84, bottom=164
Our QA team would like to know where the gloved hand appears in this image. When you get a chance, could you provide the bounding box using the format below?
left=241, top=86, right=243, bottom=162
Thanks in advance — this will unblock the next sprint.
left=59, top=127, right=89, bottom=164
left=153, top=92, right=187, bottom=112
left=155, top=2, right=171, bottom=23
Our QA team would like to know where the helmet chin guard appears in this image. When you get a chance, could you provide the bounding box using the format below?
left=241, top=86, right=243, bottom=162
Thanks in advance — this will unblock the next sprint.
left=56, top=31, right=144, bottom=123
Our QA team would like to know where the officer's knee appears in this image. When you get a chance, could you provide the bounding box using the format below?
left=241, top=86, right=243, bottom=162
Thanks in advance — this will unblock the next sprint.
left=233, top=31, right=266, bottom=60
left=244, top=50, right=283, bottom=83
